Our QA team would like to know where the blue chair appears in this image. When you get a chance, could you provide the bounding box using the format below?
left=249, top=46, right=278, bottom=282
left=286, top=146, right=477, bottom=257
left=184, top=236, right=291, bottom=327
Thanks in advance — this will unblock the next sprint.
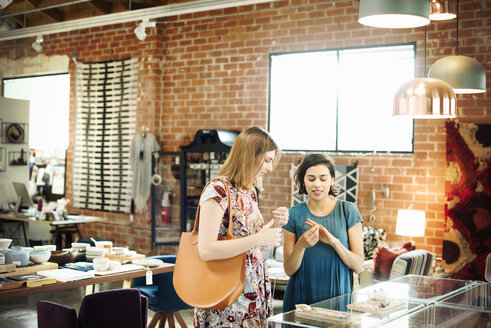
left=132, top=255, right=192, bottom=328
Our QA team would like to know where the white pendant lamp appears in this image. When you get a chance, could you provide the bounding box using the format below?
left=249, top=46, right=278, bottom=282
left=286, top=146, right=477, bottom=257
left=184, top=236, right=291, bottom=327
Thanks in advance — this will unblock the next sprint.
left=428, top=0, right=486, bottom=94
left=430, top=0, right=456, bottom=21
left=393, top=78, right=456, bottom=118
left=358, top=0, right=430, bottom=29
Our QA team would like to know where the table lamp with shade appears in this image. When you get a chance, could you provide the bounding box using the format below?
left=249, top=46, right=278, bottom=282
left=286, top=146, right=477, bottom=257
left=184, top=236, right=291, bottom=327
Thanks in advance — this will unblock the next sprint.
left=395, top=209, right=426, bottom=243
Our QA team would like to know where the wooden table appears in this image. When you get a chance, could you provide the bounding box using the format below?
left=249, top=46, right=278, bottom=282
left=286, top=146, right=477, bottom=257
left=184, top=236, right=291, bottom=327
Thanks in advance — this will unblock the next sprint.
left=0, top=214, right=106, bottom=248
left=0, top=262, right=174, bottom=299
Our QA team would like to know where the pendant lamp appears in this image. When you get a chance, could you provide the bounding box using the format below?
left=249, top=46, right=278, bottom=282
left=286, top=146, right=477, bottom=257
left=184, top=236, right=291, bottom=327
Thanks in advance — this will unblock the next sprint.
left=393, top=27, right=457, bottom=118
left=430, top=0, right=456, bottom=21
left=428, top=0, right=486, bottom=93
left=358, top=0, right=430, bottom=29
left=393, top=78, right=456, bottom=118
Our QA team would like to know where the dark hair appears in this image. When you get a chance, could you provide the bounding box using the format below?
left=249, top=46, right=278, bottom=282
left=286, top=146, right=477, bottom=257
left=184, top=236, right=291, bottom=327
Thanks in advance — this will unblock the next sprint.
left=294, top=153, right=339, bottom=196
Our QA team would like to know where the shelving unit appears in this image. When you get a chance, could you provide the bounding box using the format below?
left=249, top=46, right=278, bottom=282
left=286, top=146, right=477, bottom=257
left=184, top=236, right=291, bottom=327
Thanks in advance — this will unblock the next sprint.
left=151, top=129, right=239, bottom=246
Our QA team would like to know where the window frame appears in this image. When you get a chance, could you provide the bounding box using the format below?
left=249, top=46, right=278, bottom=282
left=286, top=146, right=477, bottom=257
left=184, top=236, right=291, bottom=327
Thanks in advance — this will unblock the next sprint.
left=268, top=42, right=416, bottom=154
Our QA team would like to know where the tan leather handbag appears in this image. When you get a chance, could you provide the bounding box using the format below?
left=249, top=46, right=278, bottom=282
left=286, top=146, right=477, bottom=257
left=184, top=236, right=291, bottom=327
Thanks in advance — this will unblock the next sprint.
left=173, top=177, right=246, bottom=310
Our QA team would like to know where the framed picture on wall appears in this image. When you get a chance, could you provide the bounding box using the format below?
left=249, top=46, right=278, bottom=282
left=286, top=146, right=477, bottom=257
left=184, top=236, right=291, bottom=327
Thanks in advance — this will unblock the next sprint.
left=2, top=122, right=28, bottom=144
left=0, top=147, right=5, bottom=172
left=8, top=149, right=29, bottom=166
left=51, top=165, right=66, bottom=195
left=0, top=119, right=3, bottom=140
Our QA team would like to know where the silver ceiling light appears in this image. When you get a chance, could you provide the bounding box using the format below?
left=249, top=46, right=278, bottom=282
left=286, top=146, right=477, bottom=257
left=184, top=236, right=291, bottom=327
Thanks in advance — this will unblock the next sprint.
left=32, top=35, right=44, bottom=53
left=428, top=0, right=486, bottom=93
left=134, top=18, right=156, bottom=41
left=358, top=0, right=430, bottom=29
left=429, top=0, right=456, bottom=21
left=0, top=0, right=12, bottom=9
left=394, top=27, right=456, bottom=118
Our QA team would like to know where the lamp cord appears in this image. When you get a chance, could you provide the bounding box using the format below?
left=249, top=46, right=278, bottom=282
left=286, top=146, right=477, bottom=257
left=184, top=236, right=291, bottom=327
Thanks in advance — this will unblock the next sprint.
left=456, top=0, right=459, bottom=55
left=424, top=26, right=427, bottom=76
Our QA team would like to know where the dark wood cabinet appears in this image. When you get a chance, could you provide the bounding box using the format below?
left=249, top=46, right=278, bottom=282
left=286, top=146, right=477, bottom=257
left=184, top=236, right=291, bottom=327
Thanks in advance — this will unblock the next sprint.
left=151, top=130, right=239, bottom=246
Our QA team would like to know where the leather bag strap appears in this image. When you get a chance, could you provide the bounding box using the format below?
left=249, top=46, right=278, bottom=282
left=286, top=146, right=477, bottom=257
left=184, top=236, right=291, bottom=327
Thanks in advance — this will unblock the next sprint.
left=192, top=177, right=233, bottom=238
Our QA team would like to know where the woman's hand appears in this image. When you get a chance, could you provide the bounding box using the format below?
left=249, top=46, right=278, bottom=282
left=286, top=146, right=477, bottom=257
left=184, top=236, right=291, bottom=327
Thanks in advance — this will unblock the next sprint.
left=272, top=206, right=289, bottom=228
left=257, top=220, right=282, bottom=247
left=296, top=224, right=319, bottom=249
left=305, top=218, right=337, bottom=245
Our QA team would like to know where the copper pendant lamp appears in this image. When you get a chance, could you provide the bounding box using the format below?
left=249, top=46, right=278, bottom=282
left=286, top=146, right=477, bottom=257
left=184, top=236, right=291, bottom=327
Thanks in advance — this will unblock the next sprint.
left=393, top=27, right=456, bottom=118
left=429, top=0, right=456, bottom=21
left=393, top=78, right=456, bottom=118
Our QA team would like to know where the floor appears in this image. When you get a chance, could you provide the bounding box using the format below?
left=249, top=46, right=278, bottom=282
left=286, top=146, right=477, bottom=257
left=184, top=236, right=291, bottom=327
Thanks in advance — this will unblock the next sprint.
left=0, top=281, right=284, bottom=327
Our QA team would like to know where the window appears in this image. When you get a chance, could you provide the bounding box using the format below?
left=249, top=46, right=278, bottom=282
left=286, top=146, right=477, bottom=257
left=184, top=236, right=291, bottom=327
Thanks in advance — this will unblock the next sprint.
left=3, top=73, right=70, bottom=150
left=269, top=44, right=415, bottom=152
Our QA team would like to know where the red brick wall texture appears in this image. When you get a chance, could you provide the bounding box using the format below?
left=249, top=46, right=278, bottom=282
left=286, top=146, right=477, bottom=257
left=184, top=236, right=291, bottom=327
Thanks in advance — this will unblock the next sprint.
left=1, top=0, right=489, bottom=257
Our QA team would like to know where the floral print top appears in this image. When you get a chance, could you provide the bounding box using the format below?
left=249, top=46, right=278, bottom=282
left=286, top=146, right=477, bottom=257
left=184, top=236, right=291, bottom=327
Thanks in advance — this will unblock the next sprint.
left=194, top=177, right=273, bottom=328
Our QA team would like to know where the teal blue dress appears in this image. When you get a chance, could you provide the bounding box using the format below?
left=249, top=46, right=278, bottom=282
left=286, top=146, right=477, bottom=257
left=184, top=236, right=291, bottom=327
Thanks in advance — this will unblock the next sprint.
left=282, top=200, right=363, bottom=312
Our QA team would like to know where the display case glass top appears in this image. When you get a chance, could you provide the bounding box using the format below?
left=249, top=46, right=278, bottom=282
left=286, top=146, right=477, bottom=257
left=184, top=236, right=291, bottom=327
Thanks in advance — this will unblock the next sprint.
left=267, top=292, right=423, bottom=328
left=355, top=275, right=478, bottom=304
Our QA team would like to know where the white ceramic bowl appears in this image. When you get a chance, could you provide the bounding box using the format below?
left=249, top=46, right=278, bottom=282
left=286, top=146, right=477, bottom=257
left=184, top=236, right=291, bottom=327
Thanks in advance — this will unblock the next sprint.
left=71, top=242, right=90, bottom=249
left=0, top=238, right=12, bottom=250
left=112, top=247, right=128, bottom=255
left=95, top=241, right=113, bottom=249
left=44, top=245, right=57, bottom=251
left=109, top=260, right=121, bottom=271
left=29, top=250, right=51, bottom=264
left=86, top=246, right=107, bottom=255
left=92, top=257, right=109, bottom=271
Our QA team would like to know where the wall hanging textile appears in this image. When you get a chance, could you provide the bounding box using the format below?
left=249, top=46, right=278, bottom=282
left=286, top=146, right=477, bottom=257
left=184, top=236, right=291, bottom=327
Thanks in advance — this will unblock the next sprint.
left=73, top=57, right=138, bottom=213
left=291, top=162, right=359, bottom=206
left=443, top=121, right=490, bottom=280
left=130, top=132, right=160, bottom=213
left=173, top=177, right=246, bottom=310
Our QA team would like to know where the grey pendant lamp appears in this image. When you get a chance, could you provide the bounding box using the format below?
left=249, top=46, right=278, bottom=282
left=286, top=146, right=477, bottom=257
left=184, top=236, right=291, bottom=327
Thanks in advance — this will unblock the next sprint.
left=358, top=0, right=430, bottom=28
left=394, top=28, right=456, bottom=118
left=428, top=0, right=486, bottom=93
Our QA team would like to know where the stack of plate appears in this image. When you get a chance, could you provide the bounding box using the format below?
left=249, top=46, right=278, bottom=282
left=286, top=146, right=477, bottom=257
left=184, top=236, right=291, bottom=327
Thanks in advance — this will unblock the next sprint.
left=85, top=246, right=109, bottom=262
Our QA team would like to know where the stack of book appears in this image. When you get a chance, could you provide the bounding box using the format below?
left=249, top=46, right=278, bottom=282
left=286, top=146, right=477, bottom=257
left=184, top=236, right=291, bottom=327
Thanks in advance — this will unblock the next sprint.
left=8, top=274, right=57, bottom=287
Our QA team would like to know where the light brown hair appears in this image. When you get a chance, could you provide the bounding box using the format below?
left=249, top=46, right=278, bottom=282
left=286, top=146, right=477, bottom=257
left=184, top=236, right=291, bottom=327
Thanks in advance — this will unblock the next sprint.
left=218, top=126, right=281, bottom=191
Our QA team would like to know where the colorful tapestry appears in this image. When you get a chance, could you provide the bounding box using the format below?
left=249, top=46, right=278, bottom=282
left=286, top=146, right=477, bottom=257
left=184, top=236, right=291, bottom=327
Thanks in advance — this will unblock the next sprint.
left=291, top=162, right=358, bottom=206
left=443, top=121, right=491, bottom=280
left=73, top=58, right=138, bottom=213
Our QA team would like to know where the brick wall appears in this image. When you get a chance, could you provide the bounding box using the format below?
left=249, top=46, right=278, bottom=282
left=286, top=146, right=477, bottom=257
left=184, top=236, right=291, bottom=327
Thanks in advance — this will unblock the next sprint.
left=0, top=0, right=489, bottom=257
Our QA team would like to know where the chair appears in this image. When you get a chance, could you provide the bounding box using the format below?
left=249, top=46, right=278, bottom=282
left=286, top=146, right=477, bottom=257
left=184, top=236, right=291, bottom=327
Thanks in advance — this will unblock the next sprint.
left=37, top=301, right=78, bottom=328
left=37, top=288, right=148, bottom=328
left=132, top=255, right=192, bottom=328
left=389, top=249, right=436, bottom=280
left=486, top=253, right=491, bottom=283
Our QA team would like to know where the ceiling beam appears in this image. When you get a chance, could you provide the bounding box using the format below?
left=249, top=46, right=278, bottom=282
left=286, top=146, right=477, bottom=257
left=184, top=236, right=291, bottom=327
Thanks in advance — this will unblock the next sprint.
left=0, top=0, right=280, bottom=42
left=86, top=1, right=113, bottom=15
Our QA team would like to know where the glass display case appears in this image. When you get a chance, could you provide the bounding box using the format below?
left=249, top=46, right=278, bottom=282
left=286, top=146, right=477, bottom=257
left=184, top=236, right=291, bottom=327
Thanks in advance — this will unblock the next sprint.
left=355, top=275, right=478, bottom=305
left=437, top=281, right=490, bottom=311
left=267, top=292, right=423, bottom=328
left=267, top=276, right=484, bottom=328
left=375, top=301, right=490, bottom=328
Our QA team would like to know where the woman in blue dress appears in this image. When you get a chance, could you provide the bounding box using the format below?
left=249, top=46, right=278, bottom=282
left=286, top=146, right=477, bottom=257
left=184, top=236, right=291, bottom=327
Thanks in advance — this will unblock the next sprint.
left=282, top=153, right=364, bottom=312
